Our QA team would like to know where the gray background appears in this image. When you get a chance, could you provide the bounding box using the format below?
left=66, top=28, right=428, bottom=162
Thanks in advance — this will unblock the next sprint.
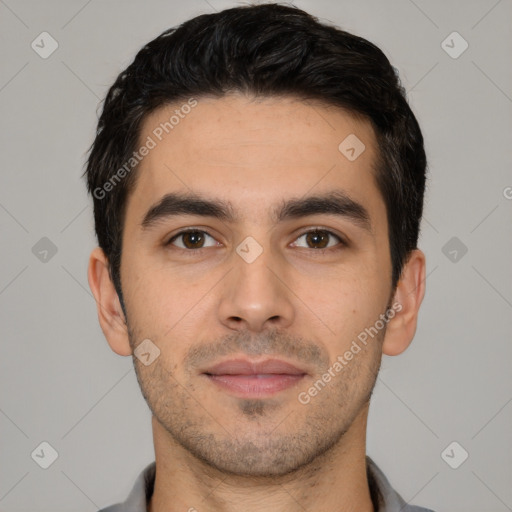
left=1, top=0, right=511, bottom=510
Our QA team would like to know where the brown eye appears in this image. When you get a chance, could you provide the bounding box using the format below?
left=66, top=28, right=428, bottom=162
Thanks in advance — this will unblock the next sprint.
left=305, top=230, right=330, bottom=249
left=167, top=230, right=217, bottom=250
left=292, top=229, right=344, bottom=250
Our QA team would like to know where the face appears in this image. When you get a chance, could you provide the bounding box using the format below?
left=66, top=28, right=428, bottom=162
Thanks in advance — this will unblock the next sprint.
left=120, top=94, right=393, bottom=477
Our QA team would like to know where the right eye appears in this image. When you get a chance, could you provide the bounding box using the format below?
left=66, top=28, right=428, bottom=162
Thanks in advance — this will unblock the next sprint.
left=166, top=229, right=220, bottom=250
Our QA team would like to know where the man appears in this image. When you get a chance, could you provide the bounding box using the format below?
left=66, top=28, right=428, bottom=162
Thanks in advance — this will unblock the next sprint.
left=86, top=3, right=433, bottom=511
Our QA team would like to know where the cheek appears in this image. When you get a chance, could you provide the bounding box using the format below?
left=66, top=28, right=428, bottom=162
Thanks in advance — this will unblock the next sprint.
left=297, top=267, right=388, bottom=345
left=122, top=260, right=175, bottom=334
left=124, top=258, right=216, bottom=349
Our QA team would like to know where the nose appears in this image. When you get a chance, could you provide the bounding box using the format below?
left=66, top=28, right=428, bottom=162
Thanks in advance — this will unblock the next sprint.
left=217, top=247, right=295, bottom=333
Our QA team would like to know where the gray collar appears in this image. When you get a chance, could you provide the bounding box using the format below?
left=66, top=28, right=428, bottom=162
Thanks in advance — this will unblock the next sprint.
left=99, top=456, right=434, bottom=512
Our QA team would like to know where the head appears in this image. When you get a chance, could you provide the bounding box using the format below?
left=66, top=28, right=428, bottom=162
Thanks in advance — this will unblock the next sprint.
left=86, top=4, right=426, bottom=478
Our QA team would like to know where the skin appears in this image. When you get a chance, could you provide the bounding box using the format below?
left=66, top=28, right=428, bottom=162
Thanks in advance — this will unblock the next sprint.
left=88, top=93, right=426, bottom=512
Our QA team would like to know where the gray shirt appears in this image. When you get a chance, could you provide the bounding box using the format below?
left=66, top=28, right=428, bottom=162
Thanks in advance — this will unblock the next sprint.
left=98, top=456, right=435, bottom=512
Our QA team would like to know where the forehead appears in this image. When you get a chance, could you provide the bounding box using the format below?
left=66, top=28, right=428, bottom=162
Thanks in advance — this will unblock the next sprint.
left=125, top=94, right=384, bottom=226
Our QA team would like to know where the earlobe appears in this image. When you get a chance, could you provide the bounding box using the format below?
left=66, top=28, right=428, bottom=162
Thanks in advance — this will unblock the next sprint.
left=87, top=247, right=132, bottom=356
left=382, top=249, right=426, bottom=356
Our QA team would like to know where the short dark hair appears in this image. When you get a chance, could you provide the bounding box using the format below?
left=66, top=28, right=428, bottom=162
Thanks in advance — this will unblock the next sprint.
left=84, top=3, right=426, bottom=310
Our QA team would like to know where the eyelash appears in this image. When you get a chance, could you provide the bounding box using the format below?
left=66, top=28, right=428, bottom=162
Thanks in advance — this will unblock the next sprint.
left=165, top=227, right=347, bottom=255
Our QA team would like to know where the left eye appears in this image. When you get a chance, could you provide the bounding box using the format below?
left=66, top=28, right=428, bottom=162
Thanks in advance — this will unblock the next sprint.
left=291, top=229, right=343, bottom=250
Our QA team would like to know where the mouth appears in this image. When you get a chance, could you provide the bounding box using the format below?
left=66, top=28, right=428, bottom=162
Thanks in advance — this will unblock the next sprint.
left=201, top=358, right=308, bottom=399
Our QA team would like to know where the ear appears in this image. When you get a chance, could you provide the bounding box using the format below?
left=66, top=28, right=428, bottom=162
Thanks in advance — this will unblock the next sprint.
left=382, top=249, right=426, bottom=356
left=87, top=247, right=132, bottom=356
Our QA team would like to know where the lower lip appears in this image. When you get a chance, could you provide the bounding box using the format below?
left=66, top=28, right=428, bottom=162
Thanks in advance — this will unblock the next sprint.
left=205, top=374, right=305, bottom=398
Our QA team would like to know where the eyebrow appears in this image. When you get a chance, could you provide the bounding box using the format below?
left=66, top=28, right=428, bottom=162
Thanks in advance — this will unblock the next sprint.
left=141, top=190, right=372, bottom=233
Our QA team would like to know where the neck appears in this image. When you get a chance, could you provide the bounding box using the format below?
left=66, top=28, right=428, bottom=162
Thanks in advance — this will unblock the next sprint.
left=148, top=405, right=374, bottom=512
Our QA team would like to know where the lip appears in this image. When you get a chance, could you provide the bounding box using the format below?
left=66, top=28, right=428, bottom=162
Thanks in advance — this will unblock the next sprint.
left=205, top=358, right=306, bottom=376
left=202, top=358, right=307, bottom=398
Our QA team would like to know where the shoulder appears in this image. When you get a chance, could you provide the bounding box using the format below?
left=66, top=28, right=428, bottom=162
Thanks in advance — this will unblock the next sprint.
left=96, top=461, right=156, bottom=512
left=366, top=456, right=437, bottom=512
left=399, top=504, right=436, bottom=512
